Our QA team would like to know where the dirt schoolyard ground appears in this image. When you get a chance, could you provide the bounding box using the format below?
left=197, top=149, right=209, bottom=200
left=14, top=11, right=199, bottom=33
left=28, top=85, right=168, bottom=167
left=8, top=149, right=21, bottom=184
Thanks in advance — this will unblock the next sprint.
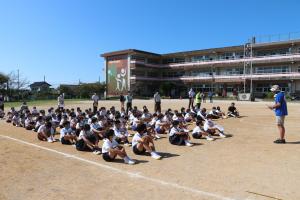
left=1, top=99, right=300, bottom=200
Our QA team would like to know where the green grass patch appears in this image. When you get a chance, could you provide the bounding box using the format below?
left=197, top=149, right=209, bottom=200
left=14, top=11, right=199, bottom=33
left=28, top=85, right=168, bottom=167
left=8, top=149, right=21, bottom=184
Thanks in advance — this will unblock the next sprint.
left=4, top=99, right=89, bottom=108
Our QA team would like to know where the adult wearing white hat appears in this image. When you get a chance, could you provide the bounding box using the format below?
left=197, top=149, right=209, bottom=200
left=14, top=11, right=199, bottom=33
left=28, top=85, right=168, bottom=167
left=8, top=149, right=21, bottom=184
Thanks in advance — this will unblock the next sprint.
left=267, top=85, right=288, bottom=144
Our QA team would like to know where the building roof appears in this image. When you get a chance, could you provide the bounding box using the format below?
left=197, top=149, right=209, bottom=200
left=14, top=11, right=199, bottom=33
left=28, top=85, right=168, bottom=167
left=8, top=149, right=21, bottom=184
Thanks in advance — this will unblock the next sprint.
left=30, top=81, right=51, bottom=87
left=101, top=49, right=161, bottom=58
left=100, top=38, right=300, bottom=59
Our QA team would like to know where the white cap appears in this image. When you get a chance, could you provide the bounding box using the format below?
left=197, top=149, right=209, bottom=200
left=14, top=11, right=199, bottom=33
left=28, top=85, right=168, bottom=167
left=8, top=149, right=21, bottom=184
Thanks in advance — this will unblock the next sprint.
left=270, top=85, right=280, bottom=92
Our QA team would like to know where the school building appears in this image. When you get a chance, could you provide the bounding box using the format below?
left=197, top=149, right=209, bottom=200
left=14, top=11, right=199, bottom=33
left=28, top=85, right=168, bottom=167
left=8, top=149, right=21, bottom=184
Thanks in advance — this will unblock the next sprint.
left=101, top=37, right=300, bottom=98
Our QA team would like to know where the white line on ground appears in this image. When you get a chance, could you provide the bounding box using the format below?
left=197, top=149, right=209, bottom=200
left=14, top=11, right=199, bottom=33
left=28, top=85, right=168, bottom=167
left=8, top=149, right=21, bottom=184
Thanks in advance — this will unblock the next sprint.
left=0, top=134, right=237, bottom=200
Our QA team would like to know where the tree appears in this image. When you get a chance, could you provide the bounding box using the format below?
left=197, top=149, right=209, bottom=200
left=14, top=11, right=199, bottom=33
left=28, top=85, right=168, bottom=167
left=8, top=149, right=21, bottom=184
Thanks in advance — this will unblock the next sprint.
left=7, top=71, right=29, bottom=90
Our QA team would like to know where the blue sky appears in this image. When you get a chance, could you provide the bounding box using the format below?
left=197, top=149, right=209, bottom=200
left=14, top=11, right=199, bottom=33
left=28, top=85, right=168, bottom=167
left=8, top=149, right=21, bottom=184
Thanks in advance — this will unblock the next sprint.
left=0, top=0, right=300, bottom=88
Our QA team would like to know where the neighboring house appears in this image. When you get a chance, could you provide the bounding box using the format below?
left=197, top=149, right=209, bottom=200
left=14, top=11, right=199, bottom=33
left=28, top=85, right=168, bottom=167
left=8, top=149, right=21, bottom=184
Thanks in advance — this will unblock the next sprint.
left=30, top=81, right=51, bottom=92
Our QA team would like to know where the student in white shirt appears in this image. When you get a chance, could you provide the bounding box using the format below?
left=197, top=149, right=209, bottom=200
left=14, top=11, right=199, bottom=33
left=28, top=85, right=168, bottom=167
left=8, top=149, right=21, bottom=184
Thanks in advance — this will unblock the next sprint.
left=204, top=115, right=227, bottom=138
left=91, top=93, right=99, bottom=114
left=132, top=124, right=162, bottom=160
left=169, top=120, right=193, bottom=146
left=102, top=129, right=135, bottom=164
left=90, top=117, right=105, bottom=140
left=24, top=114, right=35, bottom=130
left=113, top=120, right=131, bottom=146
left=37, top=122, right=56, bottom=143
left=192, top=121, right=214, bottom=141
left=12, top=113, right=20, bottom=127
left=184, top=109, right=193, bottom=123
left=60, top=121, right=77, bottom=145
left=155, top=114, right=169, bottom=134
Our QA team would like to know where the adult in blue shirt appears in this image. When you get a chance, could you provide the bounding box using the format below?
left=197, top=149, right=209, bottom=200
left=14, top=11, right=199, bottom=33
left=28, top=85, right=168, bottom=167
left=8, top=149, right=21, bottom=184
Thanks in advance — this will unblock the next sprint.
left=268, top=85, right=288, bottom=144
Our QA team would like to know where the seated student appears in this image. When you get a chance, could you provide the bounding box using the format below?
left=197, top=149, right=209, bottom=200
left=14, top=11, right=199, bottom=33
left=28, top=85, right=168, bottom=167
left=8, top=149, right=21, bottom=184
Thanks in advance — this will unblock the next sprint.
left=113, top=120, right=131, bottom=146
left=184, top=109, right=193, bottom=123
left=155, top=114, right=169, bottom=134
left=132, top=124, right=162, bottom=160
left=34, top=116, right=44, bottom=132
left=169, top=120, right=193, bottom=147
left=204, top=115, right=227, bottom=138
left=90, top=117, right=105, bottom=140
left=32, top=106, right=39, bottom=116
left=37, top=121, right=56, bottom=142
left=20, top=102, right=28, bottom=112
left=76, top=124, right=101, bottom=155
left=19, top=113, right=26, bottom=128
left=197, top=108, right=207, bottom=121
left=227, top=102, right=239, bottom=118
left=6, top=112, right=13, bottom=123
left=60, top=121, right=77, bottom=145
left=129, top=112, right=141, bottom=131
left=215, top=106, right=227, bottom=119
left=59, top=114, right=68, bottom=128
left=24, top=114, right=35, bottom=130
left=102, top=129, right=135, bottom=165
left=208, top=107, right=220, bottom=119
left=192, top=121, right=214, bottom=141
left=12, top=112, right=20, bottom=127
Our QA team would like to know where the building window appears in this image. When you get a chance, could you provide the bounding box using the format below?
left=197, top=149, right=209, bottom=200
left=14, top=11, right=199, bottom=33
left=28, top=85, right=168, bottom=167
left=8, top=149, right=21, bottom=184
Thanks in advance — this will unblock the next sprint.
left=255, top=66, right=289, bottom=74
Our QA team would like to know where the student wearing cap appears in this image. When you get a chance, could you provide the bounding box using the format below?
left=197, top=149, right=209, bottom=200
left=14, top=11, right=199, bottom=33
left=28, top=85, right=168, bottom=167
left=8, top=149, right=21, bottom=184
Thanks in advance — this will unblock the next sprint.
left=267, top=85, right=288, bottom=144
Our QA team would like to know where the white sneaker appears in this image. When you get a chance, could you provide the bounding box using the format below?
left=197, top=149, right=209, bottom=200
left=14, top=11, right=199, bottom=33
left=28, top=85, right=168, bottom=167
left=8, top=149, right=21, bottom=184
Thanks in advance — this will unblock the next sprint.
left=219, top=133, right=226, bottom=138
left=93, top=150, right=101, bottom=155
left=185, top=141, right=194, bottom=147
left=47, top=137, right=54, bottom=143
left=124, top=157, right=135, bottom=165
left=151, top=152, right=162, bottom=160
left=155, top=135, right=161, bottom=139
left=206, top=136, right=214, bottom=141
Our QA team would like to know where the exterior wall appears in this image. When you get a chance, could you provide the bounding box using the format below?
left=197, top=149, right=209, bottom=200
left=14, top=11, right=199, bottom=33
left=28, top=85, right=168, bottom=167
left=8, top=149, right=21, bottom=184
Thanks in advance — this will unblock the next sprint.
left=103, top=40, right=300, bottom=97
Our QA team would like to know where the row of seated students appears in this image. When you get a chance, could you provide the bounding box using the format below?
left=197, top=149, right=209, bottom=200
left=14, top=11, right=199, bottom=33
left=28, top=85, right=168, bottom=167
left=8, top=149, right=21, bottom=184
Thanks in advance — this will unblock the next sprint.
left=1, top=102, right=240, bottom=165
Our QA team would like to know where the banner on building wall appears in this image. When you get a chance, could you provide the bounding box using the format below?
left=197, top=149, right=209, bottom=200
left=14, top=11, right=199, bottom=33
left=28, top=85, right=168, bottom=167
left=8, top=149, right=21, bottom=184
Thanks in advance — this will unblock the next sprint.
left=107, top=57, right=128, bottom=96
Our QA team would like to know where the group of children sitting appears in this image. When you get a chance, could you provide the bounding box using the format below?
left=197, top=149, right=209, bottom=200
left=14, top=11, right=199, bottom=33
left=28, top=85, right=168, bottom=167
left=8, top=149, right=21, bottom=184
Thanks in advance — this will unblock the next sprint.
left=1, top=101, right=240, bottom=165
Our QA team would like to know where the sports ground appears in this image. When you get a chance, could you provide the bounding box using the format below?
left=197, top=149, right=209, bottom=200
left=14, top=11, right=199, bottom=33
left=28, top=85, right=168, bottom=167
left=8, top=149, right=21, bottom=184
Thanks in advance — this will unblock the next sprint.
left=1, top=99, right=300, bottom=200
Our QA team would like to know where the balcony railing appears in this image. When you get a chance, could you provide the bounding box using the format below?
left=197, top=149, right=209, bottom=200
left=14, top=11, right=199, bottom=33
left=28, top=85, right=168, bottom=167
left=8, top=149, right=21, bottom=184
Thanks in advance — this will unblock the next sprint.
left=130, top=72, right=300, bottom=82
left=130, top=53, right=300, bottom=68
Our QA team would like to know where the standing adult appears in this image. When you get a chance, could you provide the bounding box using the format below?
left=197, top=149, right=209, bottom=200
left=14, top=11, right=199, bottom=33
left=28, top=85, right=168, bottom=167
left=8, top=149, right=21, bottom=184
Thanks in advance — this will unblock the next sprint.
left=194, top=90, right=201, bottom=110
left=154, top=91, right=161, bottom=113
left=0, top=94, right=4, bottom=111
left=267, top=85, right=288, bottom=144
left=201, top=92, right=206, bottom=103
left=91, top=93, right=99, bottom=114
left=208, top=91, right=214, bottom=103
left=125, top=91, right=133, bottom=114
left=188, top=88, right=195, bottom=109
left=57, top=93, right=65, bottom=109
left=120, top=93, right=125, bottom=109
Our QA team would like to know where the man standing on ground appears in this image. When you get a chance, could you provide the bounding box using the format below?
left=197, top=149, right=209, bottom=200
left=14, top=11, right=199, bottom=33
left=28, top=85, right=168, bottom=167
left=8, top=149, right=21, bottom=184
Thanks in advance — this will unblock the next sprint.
left=125, top=91, right=133, bottom=114
left=120, top=93, right=125, bottom=109
left=195, top=90, right=201, bottom=110
left=154, top=91, right=161, bottom=113
left=267, top=85, right=288, bottom=144
left=91, top=93, right=99, bottom=114
left=188, top=88, right=195, bottom=109
left=57, top=93, right=65, bottom=109
left=208, top=91, right=213, bottom=103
